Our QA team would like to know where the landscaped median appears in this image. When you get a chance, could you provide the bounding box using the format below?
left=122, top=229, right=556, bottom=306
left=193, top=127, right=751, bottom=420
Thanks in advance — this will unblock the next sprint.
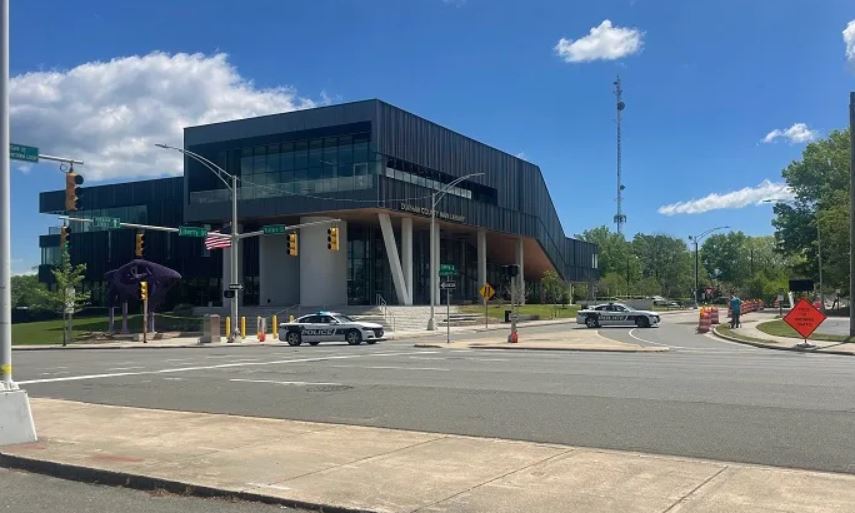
left=713, top=318, right=855, bottom=356
left=2, top=398, right=853, bottom=513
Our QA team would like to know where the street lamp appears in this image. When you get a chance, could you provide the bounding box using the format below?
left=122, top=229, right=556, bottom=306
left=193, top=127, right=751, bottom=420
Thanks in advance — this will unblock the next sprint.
left=764, top=198, right=824, bottom=311
left=688, top=226, right=729, bottom=308
left=156, top=143, right=241, bottom=341
left=427, top=172, right=484, bottom=330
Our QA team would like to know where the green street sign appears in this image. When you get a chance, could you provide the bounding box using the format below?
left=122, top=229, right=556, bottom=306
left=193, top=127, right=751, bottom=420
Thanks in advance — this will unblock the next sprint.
left=179, top=225, right=208, bottom=238
left=439, top=263, right=457, bottom=276
left=93, top=216, right=121, bottom=230
left=262, top=224, right=286, bottom=235
left=10, top=143, right=38, bottom=163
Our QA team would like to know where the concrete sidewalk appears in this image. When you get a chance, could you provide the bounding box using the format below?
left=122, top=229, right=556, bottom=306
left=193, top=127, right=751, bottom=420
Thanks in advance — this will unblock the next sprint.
left=3, top=399, right=853, bottom=513
left=714, top=313, right=855, bottom=355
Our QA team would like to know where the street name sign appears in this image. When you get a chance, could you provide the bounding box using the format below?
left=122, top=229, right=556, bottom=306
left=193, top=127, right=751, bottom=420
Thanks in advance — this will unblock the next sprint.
left=93, top=216, right=121, bottom=229
left=263, top=224, right=286, bottom=235
left=179, top=226, right=208, bottom=237
left=479, top=283, right=495, bottom=300
left=228, top=283, right=244, bottom=290
left=10, top=143, right=38, bottom=163
left=439, top=264, right=456, bottom=276
left=440, top=281, right=456, bottom=290
left=783, top=298, right=826, bottom=339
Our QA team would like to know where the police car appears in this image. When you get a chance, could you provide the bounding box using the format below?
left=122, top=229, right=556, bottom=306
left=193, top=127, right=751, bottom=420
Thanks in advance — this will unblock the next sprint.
left=576, top=303, right=660, bottom=329
left=279, top=312, right=385, bottom=346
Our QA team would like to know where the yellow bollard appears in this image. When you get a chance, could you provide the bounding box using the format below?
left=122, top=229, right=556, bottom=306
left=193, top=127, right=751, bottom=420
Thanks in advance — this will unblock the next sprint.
left=225, top=316, right=231, bottom=338
left=272, top=315, right=278, bottom=338
left=240, top=316, right=246, bottom=339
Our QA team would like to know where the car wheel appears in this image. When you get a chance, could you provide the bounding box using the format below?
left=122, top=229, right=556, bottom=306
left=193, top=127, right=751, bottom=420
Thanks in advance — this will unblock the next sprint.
left=308, top=341, right=320, bottom=346
left=346, top=329, right=362, bottom=345
left=585, top=316, right=599, bottom=329
left=286, top=331, right=302, bottom=346
left=636, top=316, right=650, bottom=329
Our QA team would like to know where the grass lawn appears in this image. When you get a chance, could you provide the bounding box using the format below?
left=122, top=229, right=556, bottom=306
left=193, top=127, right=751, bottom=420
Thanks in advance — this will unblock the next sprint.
left=11, top=313, right=202, bottom=345
left=756, top=319, right=855, bottom=343
left=460, top=303, right=579, bottom=320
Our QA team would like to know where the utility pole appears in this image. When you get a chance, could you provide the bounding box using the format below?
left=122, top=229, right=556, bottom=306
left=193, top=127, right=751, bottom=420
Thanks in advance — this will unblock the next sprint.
left=0, top=0, right=37, bottom=445
left=613, top=76, right=627, bottom=235
left=849, top=92, right=855, bottom=336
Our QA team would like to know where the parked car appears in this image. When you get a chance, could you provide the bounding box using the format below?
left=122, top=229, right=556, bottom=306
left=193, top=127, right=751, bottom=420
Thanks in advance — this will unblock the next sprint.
left=576, top=303, right=661, bottom=328
left=279, top=312, right=384, bottom=346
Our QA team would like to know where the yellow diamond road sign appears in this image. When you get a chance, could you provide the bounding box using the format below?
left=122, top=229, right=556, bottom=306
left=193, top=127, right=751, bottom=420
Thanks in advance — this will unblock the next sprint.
left=479, top=283, right=495, bottom=300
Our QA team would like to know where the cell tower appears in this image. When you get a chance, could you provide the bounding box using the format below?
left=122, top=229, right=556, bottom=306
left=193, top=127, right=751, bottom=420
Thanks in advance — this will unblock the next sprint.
left=613, top=75, right=627, bottom=235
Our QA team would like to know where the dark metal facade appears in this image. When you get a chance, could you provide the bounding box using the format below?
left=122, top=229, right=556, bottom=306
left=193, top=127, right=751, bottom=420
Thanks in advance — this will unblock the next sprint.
left=183, top=99, right=597, bottom=282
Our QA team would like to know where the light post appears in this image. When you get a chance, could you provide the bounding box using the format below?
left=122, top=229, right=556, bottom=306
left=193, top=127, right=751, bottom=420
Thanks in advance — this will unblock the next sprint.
left=156, top=143, right=241, bottom=341
left=427, top=172, right=484, bottom=330
left=688, top=226, right=729, bottom=308
left=764, top=198, right=824, bottom=311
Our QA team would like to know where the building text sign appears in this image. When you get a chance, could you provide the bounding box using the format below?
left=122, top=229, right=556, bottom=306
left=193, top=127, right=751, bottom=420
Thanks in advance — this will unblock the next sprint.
left=399, top=203, right=465, bottom=223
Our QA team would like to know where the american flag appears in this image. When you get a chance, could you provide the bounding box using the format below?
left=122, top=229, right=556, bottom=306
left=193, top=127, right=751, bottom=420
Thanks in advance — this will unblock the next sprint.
left=204, top=230, right=232, bottom=250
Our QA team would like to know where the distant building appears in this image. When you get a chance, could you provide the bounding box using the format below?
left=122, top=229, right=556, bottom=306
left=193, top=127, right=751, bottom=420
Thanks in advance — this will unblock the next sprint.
left=39, top=100, right=598, bottom=308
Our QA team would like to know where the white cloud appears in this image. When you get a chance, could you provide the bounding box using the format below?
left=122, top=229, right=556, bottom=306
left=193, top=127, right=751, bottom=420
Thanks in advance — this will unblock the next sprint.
left=657, top=179, right=794, bottom=216
left=844, top=20, right=855, bottom=63
left=515, top=151, right=527, bottom=160
left=554, top=20, right=643, bottom=63
left=11, top=52, right=317, bottom=181
left=762, top=122, right=817, bottom=144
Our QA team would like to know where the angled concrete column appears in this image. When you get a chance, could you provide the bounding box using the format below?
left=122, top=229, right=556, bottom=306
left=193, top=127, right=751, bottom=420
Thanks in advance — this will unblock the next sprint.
left=515, top=236, right=525, bottom=305
left=259, top=234, right=299, bottom=306
left=378, top=213, right=410, bottom=305
left=477, top=229, right=487, bottom=289
left=401, top=217, right=413, bottom=304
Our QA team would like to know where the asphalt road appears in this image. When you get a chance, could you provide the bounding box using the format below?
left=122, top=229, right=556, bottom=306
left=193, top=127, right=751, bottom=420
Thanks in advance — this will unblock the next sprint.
left=10, top=312, right=855, bottom=474
left=0, top=467, right=309, bottom=513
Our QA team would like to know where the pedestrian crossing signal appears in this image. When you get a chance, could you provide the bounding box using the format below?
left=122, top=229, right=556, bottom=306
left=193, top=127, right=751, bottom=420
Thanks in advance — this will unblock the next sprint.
left=135, top=232, right=144, bottom=258
left=139, top=281, right=148, bottom=301
left=327, top=226, right=340, bottom=251
left=288, top=232, right=298, bottom=256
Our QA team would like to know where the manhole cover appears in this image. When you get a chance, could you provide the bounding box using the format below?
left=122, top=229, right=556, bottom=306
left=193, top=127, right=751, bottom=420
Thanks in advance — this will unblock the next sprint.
left=306, top=384, right=353, bottom=393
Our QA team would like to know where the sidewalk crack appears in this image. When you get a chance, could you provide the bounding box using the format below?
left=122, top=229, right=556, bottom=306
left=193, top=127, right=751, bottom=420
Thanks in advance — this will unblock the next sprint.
left=661, top=465, right=729, bottom=513
left=409, top=447, right=575, bottom=513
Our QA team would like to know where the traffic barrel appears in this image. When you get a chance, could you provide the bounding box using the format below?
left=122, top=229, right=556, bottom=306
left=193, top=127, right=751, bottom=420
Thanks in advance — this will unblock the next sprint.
left=710, top=308, right=719, bottom=325
left=697, top=308, right=711, bottom=333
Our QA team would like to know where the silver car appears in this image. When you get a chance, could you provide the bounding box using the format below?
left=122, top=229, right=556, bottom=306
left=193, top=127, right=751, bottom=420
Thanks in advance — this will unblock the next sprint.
left=279, top=312, right=384, bottom=346
left=576, top=303, right=660, bottom=329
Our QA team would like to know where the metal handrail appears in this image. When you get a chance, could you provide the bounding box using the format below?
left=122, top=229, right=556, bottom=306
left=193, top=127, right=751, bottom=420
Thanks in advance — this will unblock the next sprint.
left=374, top=294, right=396, bottom=332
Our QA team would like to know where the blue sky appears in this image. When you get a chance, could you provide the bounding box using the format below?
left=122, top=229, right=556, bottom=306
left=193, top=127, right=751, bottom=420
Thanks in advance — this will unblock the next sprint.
left=8, top=0, right=855, bottom=273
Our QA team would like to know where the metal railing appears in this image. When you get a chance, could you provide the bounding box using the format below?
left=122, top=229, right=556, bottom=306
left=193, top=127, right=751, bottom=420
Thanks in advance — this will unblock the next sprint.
left=375, top=294, right=396, bottom=332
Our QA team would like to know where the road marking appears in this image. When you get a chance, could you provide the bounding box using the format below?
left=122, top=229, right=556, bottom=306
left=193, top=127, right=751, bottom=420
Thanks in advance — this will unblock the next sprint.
left=17, top=350, right=438, bottom=385
left=627, top=328, right=679, bottom=348
left=230, top=379, right=343, bottom=386
left=330, top=365, right=450, bottom=371
left=107, top=366, right=145, bottom=371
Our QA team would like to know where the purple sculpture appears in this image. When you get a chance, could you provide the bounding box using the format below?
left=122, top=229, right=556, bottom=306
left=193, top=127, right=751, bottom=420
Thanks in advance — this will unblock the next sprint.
left=105, top=259, right=182, bottom=334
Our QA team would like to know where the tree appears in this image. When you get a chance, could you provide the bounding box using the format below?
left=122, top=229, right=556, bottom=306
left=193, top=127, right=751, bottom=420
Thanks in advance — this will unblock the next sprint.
left=773, top=129, right=850, bottom=294
left=579, top=226, right=641, bottom=294
left=540, top=269, right=564, bottom=304
left=700, top=232, right=751, bottom=286
left=631, top=234, right=693, bottom=298
left=41, top=249, right=91, bottom=346
left=11, top=274, right=50, bottom=310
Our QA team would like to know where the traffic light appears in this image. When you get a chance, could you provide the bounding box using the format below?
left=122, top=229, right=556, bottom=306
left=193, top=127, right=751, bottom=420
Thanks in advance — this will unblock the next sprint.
left=59, top=225, right=69, bottom=251
left=327, top=226, right=340, bottom=251
left=64, top=171, right=84, bottom=211
left=135, top=232, right=144, bottom=258
left=288, top=232, right=298, bottom=256
left=139, top=281, right=148, bottom=301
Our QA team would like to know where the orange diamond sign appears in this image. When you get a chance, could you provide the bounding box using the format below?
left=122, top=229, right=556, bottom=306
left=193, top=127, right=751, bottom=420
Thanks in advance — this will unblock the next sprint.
left=783, top=298, right=826, bottom=339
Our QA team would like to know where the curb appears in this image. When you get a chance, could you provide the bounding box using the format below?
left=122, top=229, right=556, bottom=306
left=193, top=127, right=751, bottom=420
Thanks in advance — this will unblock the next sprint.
left=414, top=343, right=668, bottom=353
left=0, top=452, right=378, bottom=513
left=711, top=326, right=855, bottom=356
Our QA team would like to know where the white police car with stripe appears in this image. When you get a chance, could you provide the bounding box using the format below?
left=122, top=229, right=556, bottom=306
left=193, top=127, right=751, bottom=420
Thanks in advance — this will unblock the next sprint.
left=576, top=303, right=660, bottom=329
left=279, top=312, right=385, bottom=346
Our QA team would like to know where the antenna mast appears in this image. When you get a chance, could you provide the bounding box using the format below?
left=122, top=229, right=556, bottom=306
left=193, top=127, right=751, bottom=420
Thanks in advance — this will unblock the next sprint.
left=613, top=76, right=627, bottom=235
